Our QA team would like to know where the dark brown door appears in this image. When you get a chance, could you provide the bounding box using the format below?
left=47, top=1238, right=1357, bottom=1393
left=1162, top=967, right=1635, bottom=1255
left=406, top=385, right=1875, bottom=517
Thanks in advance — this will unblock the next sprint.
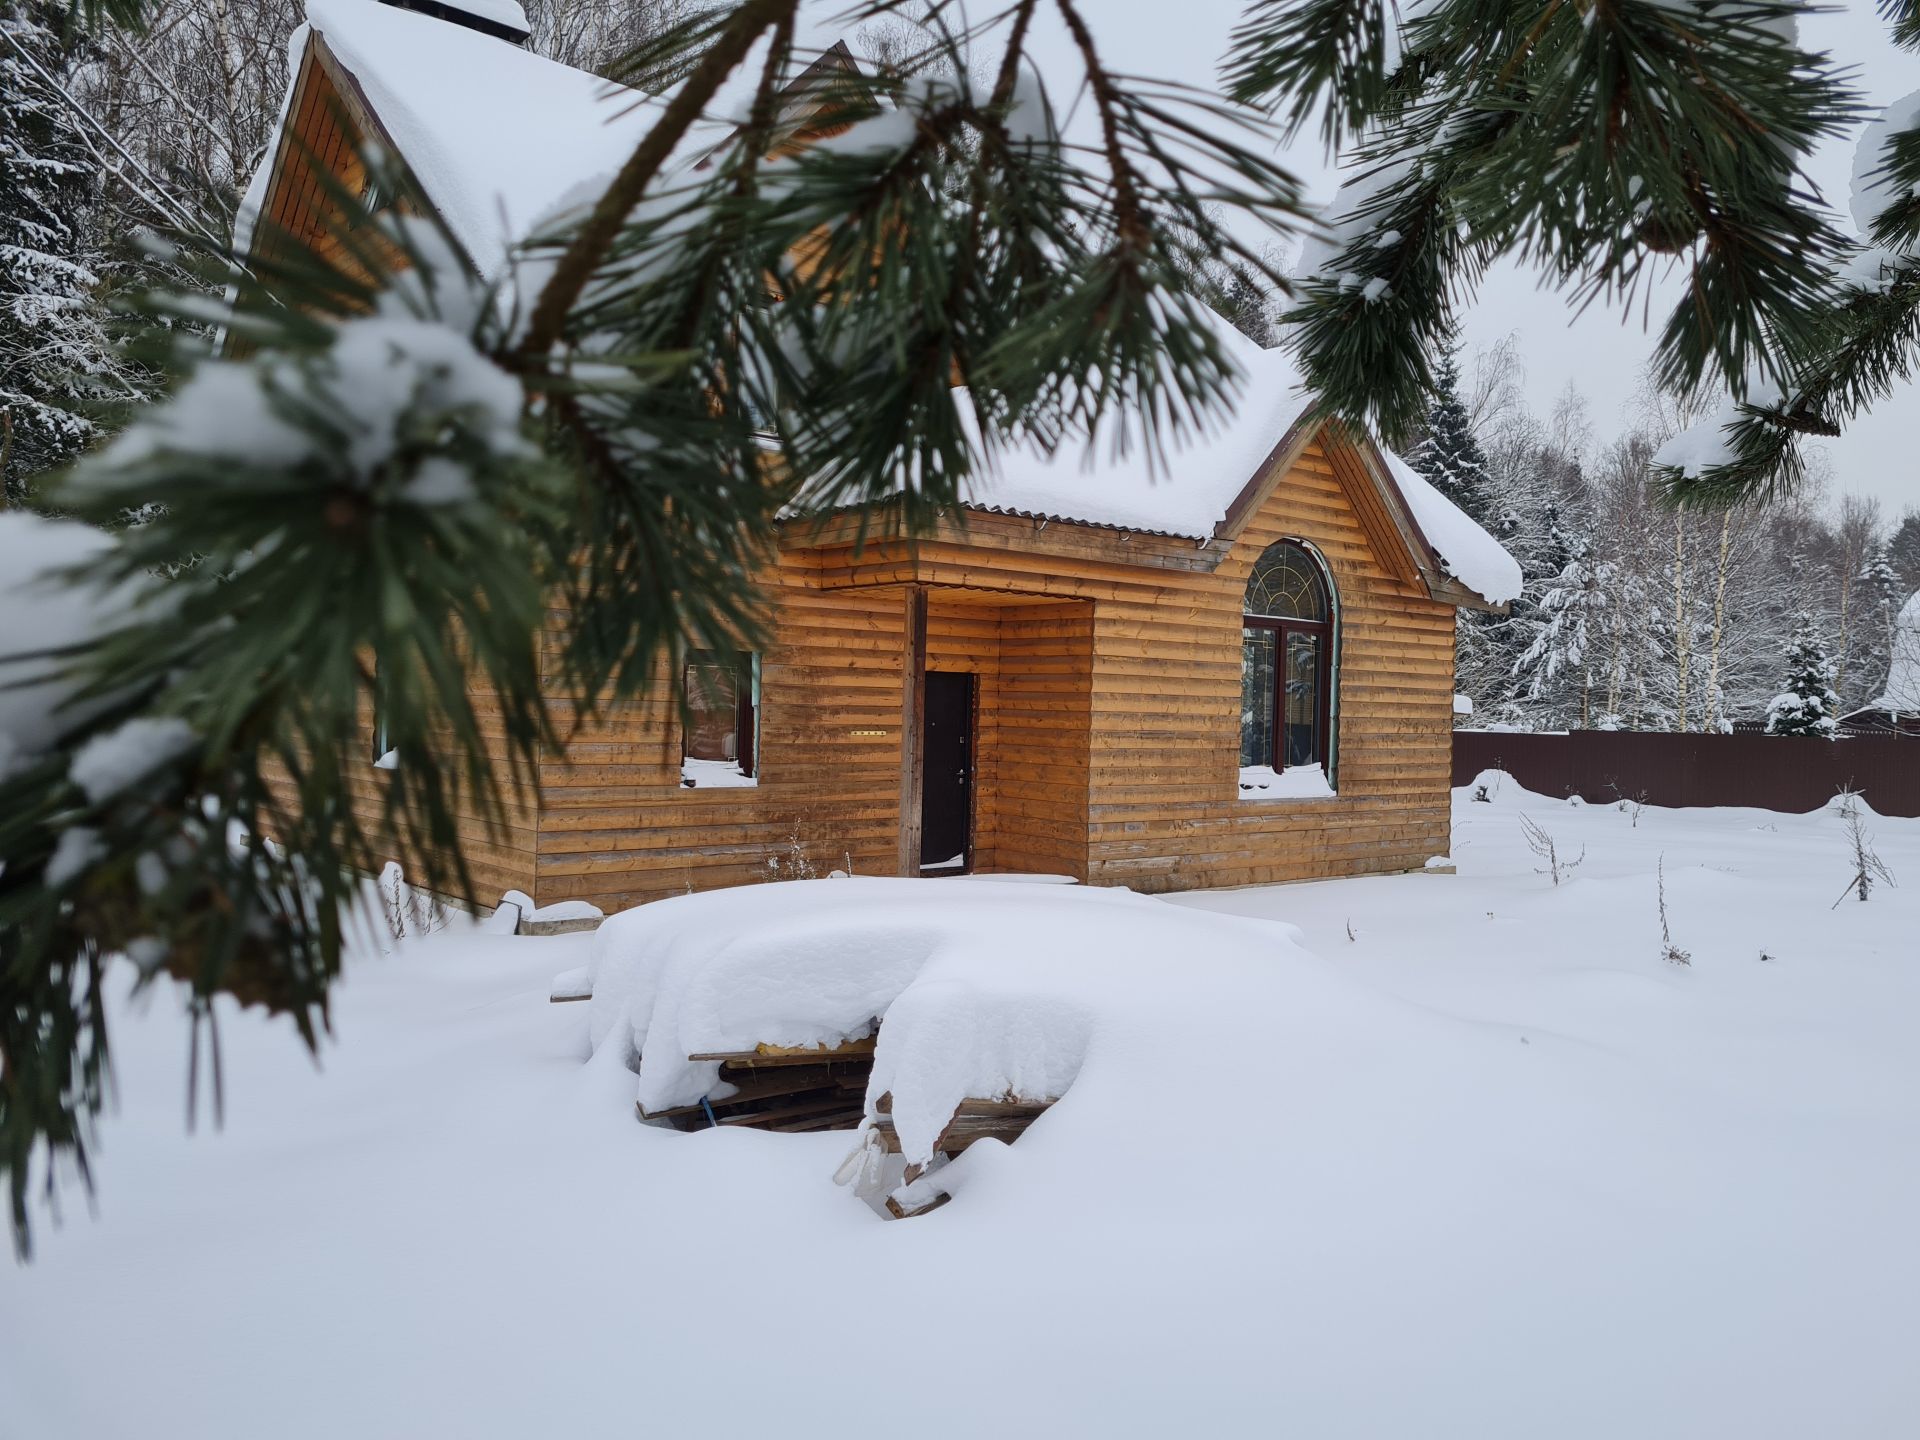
left=920, top=671, right=974, bottom=872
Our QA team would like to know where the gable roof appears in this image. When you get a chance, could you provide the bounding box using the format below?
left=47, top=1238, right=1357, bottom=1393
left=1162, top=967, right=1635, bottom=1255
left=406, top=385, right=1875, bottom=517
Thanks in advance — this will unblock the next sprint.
left=236, top=2, right=1522, bottom=610
left=959, top=316, right=1522, bottom=608
left=240, top=0, right=661, bottom=278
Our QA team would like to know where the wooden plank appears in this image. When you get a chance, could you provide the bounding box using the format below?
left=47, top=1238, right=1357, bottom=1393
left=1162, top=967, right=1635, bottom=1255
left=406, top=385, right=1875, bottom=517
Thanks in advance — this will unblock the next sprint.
left=686, top=1037, right=877, bottom=1065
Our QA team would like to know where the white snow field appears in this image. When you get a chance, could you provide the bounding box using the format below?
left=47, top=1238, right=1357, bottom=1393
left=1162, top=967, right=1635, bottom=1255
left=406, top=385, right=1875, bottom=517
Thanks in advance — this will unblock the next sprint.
left=5, top=776, right=1918, bottom=1438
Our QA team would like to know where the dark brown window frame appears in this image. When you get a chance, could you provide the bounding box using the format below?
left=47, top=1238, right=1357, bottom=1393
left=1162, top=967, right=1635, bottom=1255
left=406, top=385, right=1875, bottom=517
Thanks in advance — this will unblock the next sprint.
left=1241, top=542, right=1335, bottom=775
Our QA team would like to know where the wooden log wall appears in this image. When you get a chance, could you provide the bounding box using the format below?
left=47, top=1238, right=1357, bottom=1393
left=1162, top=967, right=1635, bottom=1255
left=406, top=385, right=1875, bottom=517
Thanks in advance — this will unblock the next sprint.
left=321, top=432, right=1455, bottom=913
left=1084, top=440, right=1456, bottom=889
left=794, top=433, right=1457, bottom=893
left=971, top=602, right=1093, bottom=878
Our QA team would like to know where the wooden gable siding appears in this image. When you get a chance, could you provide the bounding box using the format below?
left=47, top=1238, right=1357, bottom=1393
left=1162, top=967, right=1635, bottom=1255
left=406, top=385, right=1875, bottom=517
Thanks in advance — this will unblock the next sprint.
left=254, top=46, right=379, bottom=279
left=1084, top=437, right=1455, bottom=889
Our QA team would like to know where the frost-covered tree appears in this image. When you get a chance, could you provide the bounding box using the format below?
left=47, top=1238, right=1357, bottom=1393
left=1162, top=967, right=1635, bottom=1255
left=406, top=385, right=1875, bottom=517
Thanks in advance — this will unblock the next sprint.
left=1765, top=614, right=1841, bottom=737
left=0, top=1, right=133, bottom=503
left=1854, top=541, right=1907, bottom=699
left=1512, top=533, right=1609, bottom=729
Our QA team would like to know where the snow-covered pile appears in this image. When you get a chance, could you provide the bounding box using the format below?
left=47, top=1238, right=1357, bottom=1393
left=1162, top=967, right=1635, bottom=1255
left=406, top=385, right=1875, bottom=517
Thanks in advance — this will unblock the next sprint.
left=1237, top=761, right=1336, bottom=798
left=587, top=876, right=1305, bottom=1143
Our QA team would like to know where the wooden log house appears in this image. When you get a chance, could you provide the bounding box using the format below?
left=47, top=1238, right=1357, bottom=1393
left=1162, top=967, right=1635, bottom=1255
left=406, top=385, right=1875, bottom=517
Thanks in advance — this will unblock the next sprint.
left=243, top=0, right=1522, bottom=915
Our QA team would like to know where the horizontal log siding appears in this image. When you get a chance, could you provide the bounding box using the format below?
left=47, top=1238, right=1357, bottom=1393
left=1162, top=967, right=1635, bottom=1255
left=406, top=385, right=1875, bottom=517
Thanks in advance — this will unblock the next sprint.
left=972, top=603, right=1092, bottom=879
left=1084, top=441, right=1455, bottom=889
left=801, top=435, right=1457, bottom=892
left=533, top=572, right=908, bottom=911
left=263, top=683, right=540, bottom=905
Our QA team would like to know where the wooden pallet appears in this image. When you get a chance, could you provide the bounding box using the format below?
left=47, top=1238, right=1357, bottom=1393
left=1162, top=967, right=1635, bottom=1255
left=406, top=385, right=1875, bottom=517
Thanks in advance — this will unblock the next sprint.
left=639, top=1033, right=878, bottom=1133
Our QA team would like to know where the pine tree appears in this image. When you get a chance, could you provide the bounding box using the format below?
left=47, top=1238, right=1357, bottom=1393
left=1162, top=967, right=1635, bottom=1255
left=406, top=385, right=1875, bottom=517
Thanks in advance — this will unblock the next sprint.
left=1409, top=344, right=1494, bottom=530
left=1651, top=10, right=1920, bottom=506
left=0, top=2, right=126, bottom=505
left=1765, top=614, right=1841, bottom=737
left=1889, top=510, right=1920, bottom=593
left=1239, top=0, right=1858, bottom=450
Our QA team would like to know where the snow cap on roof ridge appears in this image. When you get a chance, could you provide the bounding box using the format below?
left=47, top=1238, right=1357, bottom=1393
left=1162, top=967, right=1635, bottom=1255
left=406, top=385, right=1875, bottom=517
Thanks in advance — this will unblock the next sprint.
left=380, top=0, right=530, bottom=42
left=296, top=0, right=657, bottom=276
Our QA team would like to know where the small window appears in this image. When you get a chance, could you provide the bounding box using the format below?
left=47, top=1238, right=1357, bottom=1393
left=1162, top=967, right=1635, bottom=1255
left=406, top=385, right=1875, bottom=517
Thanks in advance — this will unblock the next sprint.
left=1239, top=541, right=1335, bottom=796
left=371, top=665, right=397, bottom=770
left=681, top=649, right=760, bottom=789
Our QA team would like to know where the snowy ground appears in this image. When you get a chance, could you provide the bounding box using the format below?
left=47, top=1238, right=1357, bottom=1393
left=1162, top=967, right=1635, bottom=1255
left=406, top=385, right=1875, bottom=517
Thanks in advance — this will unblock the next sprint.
left=5, top=778, right=1918, bottom=1438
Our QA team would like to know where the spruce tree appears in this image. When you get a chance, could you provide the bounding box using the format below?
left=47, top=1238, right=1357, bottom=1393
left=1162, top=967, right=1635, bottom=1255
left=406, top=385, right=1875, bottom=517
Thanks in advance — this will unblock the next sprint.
left=1889, top=510, right=1920, bottom=593
left=1765, top=614, right=1841, bottom=737
left=0, top=2, right=121, bottom=505
left=1410, top=345, right=1494, bottom=530
left=1513, top=529, right=1608, bottom=729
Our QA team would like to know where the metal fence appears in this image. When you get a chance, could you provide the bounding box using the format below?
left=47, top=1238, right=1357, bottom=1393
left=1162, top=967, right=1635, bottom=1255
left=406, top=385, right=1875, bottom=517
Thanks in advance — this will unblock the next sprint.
left=1452, top=729, right=1920, bottom=818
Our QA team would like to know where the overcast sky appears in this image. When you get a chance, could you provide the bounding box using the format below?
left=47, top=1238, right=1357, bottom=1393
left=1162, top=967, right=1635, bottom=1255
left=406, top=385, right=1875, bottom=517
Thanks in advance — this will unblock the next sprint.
left=1005, top=1, right=1920, bottom=519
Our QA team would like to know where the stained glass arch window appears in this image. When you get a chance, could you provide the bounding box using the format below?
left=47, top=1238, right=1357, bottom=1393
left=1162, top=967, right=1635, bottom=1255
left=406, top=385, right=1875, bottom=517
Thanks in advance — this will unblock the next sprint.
left=1244, top=542, right=1330, bottom=621
left=1240, top=541, right=1335, bottom=781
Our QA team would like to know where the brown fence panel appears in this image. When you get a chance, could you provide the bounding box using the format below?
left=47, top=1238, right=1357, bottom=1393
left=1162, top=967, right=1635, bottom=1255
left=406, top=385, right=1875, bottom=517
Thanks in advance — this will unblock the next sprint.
left=1451, top=730, right=1920, bottom=818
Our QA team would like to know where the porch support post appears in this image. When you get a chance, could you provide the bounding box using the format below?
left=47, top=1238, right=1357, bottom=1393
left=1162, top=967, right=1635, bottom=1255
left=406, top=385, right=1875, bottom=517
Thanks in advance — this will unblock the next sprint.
left=897, top=583, right=929, bottom=876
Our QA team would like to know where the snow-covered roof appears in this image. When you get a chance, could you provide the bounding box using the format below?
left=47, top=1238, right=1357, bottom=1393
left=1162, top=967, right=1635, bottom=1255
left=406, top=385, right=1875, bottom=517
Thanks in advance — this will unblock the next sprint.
left=1379, top=447, right=1524, bottom=607
left=959, top=319, right=1312, bottom=540
left=1856, top=590, right=1920, bottom=715
left=958, top=316, right=1523, bottom=606
left=237, top=4, right=1521, bottom=608
left=269, top=0, right=661, bottom=276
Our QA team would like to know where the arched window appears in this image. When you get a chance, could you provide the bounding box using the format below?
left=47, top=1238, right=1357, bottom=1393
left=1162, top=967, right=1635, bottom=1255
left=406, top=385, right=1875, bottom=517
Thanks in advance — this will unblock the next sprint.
left=1241, top=541, right=1334, bottom=775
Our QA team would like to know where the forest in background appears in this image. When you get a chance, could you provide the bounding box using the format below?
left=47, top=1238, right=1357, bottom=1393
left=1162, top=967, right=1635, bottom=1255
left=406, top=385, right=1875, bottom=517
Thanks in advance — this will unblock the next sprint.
left=1403, top=334, right=1920, bottom=732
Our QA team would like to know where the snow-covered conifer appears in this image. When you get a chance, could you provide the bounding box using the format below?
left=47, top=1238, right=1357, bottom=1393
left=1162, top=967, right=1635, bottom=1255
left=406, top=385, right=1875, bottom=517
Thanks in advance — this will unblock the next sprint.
left=1513, top=533, right=1610, bottom=728
left=1765, top=614, right=1841, bottom=737
left=1410, top=345, right=1495, bottom=531
left=0, top=2, right=134, bottom=504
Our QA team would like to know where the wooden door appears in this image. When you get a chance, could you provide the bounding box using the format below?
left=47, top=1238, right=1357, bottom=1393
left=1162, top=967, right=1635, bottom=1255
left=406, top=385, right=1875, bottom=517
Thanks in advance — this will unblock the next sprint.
left=920, top=671, right=974, bottom=872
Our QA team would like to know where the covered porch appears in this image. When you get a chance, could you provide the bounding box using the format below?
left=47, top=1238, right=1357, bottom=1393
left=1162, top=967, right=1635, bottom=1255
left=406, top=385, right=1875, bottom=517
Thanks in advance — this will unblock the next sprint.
left=883, top=583, right=1094, bottom=880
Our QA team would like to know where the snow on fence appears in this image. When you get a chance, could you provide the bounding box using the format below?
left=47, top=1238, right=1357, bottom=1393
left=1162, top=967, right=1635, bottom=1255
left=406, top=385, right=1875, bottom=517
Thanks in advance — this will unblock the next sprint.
left=1452, top=730, right=1920, bottom=818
